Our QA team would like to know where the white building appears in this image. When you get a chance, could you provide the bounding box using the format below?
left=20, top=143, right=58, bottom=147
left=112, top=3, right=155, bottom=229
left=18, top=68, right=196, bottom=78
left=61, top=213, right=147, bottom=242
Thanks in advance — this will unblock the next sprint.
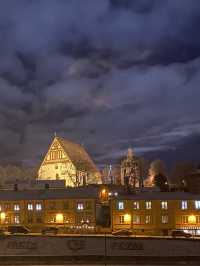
left=38, top=136, right=102, bottom=187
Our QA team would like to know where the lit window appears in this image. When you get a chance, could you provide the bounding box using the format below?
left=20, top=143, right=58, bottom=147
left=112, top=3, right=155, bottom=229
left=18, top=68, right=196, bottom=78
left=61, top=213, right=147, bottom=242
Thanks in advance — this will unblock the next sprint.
left=64, top=216, right=70, bottom=224
left=36, top=203, right=42, bottom=211
left=195, top=201, right=200, bottom=209
left=14, top=204, right=20, bottom=211
left=4, top=204, right=11, bottom=211
left=14, top=215, right=20, bottom=224
left=133, top=201, right=140, bottom=210
left=77, top=203, right=84, bottom=210
left=188, top=215, right=196, bottom=224
left=145, top=215, right=151, bottom=224
left=161, top=201, right=168, bottom=210
left=161, top=215, right=168, bottom=224
left=196, top=216, right=200, bottom=223
left=27, top=203, right=33, bottom=211
left=145, top=201, right=152, bottom=209
left=48, top=216, right=56, bottom=223
left=119, top=215, right=125, bottom=224
left=181, top=201, right=188, bottom=210
left=132, top=215, right=140, bottom=224
left=181, top=215, right=188, bottom=224
left=118, top=201, right=124, bottom=210
left=5, top=216, right=10, bottom=224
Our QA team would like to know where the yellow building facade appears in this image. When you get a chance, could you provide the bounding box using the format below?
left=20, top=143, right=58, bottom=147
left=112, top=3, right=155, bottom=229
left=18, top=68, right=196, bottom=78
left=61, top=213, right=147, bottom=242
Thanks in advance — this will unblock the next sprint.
left=1, top=187, right=200, bottom=236
left=0, top=188, right=97, bottom=233
left=38, top=136, right=101, bottom=187
left=112, top=192, right=200, bottom=235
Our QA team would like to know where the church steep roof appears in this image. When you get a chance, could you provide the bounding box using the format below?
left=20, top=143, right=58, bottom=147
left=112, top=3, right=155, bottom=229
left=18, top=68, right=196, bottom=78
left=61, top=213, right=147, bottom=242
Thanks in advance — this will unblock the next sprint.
left=57, top=137, right=99, bottom=173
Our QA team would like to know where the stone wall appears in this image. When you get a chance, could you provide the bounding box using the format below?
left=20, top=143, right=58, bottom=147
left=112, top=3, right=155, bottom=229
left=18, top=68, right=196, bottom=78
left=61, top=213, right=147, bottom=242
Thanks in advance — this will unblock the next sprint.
left=0, top=235, right=200, bottom=257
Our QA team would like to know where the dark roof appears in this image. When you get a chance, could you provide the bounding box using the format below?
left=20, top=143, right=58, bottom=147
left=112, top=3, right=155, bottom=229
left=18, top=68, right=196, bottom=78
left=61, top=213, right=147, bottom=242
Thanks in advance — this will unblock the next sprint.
left=0, top=186, right=199, bottom=201
left=116, top=191, right=200, bottom=200
left=58, top=137, right=99, bottom=173
left=0, top=187, right=100, bottom=201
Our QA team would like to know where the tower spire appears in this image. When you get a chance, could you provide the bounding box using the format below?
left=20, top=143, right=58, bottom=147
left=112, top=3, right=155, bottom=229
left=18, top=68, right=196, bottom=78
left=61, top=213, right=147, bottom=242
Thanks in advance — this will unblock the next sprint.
left=127, top=147, right=134, bottom=158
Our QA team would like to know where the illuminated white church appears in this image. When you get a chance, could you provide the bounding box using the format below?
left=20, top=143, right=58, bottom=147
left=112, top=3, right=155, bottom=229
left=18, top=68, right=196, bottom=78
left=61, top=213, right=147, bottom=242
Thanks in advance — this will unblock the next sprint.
left=38, top=136, right=102, bottom=187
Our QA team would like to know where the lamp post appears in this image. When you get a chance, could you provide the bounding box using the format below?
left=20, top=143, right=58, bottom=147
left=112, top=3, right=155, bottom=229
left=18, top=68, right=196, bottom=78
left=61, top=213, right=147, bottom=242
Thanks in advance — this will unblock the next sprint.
left=100, top=188, right=119, bottom=265
left=104, top=231, right=107, bottom=266
left=188, top=215, right=196, bottom=238
left=0, top=212, right=5, bottom=225
left=108, top=191, right=118, bottom=233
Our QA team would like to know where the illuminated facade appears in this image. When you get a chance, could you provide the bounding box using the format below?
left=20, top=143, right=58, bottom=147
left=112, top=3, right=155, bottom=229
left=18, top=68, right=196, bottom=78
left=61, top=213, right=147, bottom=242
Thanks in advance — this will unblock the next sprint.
left=0, top=187, right=98, bottom=233
left=112, top=192, right=200, bottom=235
left=38, top=136, right=101, bottom=187
left=120, top=148, right=141, bottom=188
left=0, top=187, right=200, bottom=235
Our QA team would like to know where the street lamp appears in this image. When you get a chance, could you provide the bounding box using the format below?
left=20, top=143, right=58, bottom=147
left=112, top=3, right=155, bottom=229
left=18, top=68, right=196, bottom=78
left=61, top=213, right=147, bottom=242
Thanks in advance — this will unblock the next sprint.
left=0, top=212, right=5, bottom=223
left=56, top=213, right=64, bottom=223
left=124, top=213, right=131, bottom=224
left=188, top=215, right=196, bottom=224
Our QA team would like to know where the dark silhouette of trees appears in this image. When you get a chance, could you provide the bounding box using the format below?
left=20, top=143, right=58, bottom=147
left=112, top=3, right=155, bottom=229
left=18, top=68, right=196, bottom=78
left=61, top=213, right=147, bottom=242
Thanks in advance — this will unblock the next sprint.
left=154, top=173, right=169, bottom=191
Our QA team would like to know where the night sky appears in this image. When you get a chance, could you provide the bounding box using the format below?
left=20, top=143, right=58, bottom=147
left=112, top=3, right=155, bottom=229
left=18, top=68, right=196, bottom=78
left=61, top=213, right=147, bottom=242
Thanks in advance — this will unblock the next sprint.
left=0, top=0, right=200, bottom=167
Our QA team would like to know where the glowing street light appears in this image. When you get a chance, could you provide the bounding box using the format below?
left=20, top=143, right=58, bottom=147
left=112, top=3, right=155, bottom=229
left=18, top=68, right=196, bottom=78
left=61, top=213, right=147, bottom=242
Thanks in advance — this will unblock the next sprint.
left=188, top=215, right=196, bottom=224
left=102, top=189, right=106, bottom=194
left=124, top=213, right=131, bottom=223
left=0, top=212, right=5, bottom=221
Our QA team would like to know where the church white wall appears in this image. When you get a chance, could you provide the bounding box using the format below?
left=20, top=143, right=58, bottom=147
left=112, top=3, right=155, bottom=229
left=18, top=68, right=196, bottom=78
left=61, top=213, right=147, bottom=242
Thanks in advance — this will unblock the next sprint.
left=38, top=161, right=77, bottom=187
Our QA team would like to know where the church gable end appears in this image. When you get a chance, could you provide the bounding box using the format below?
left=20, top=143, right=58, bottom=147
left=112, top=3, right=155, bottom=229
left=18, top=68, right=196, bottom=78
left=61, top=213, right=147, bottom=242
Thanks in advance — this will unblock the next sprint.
left=38, top=136, right=102, bottom=186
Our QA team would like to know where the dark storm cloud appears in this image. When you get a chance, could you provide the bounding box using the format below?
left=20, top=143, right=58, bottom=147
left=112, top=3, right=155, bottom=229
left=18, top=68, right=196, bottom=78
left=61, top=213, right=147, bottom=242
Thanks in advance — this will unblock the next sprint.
left=0, top=0, right=200, bottom=166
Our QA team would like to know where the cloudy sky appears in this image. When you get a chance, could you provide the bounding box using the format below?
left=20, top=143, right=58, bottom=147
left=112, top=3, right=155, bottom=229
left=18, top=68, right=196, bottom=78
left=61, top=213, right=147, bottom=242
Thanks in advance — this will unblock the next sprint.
left=0, top=0, right=200, bottom=167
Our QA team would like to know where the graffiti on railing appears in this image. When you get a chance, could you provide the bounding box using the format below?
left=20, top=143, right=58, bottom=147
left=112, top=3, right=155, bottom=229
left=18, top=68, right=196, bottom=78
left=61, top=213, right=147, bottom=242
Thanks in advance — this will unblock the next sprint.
left=7, top=240, right=38, bottom=250
left=67, top=239, right=85, bottom=251
left=111, top=241, right=144, bottom=250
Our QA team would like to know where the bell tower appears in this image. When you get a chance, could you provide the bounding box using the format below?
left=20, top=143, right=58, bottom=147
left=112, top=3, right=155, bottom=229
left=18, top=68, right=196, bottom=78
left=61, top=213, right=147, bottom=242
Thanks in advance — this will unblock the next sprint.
left=120, top=148, right=141, bottom=188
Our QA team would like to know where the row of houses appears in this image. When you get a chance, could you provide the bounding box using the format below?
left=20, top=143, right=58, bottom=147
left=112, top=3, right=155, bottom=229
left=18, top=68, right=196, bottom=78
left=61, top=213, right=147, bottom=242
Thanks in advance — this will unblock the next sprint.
left=0, top=185, right=200, bottom=235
